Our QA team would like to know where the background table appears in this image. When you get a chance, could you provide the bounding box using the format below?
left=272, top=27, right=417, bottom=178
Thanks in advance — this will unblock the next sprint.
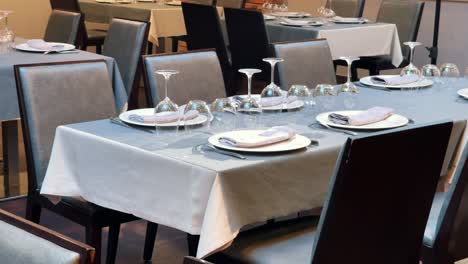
left=41, top=80, right=468, bottom=258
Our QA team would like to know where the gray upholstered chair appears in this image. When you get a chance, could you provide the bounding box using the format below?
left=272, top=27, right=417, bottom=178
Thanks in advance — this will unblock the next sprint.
left=103, top=18, right=149, bottom=109
left=143, top=50, right=227, bottom=107
left=185, top=121, right=453, bottom=264
left=353, top=0, right=425, bottom=77
left=14, top=60, right=147, bottom=264
left=216, top=0, right=245, bottom=8
left=44, top=9, right=82, bottom=45
left=0, top=208, right=95, bottom=264
left=422, top=145, right=468, bottom=264
left=329, top=0, right=365, bottom=18
left=273, top=39, right=337, bottom=90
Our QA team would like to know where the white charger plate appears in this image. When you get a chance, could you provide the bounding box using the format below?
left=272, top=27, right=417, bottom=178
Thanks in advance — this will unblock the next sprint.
left=119, top=108, right=208, bottom=127
left=360, top=75, right=434, bottom=89
left=270, top=12, right=311, bottom=18
left=279, top=21, right=323, bottom=27
left=236, top=94, right=305, bottom=111
left=457, top=88, right=468, bottom=99
left=209, top=130, right=311, bottom=153
left=15, top=42, right=75, bottom=53
left=166, top=1, right=181, bottom=5
left=316, top=111, right=409, bottom=130
left=329, top=18, right=369, bottom=24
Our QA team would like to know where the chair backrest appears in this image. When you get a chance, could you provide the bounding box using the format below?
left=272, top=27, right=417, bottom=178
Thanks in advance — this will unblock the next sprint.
left=431, top=144, right=468, bottom=259
left=329, top=0, right=365, bottom=18
left=216, top=0, right=245, bottom=8
left=311, top=121, right=453, bottom=264
left=224, top=7, right=270, bottom=81
left=15, top=60, right=117, bottom=192
left=44, top=10, right=82, bottom=45
left=377, top=0, right=425, bottom=58
left=143, top=50, right=227, bottom=107
left=0, top=209, right=95, bottom=264
left=182, top=2, right=231, bottom=87
left=272, top=39, right=337, bottom=90
left=49, top=0, right=81, bottom=12
left=103, top=18, right=149, bottom=101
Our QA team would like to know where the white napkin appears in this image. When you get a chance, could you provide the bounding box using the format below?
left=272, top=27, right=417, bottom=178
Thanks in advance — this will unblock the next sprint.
left=281, top=18, right=314, bottom=26
left=219, top=126, right=296, bottom=148
left=371, top=75, right=420, bottom=85
left=332, top=16, right=366, bottom=23
left=27, top=39, right=65, bottom=51
left=328, top=107, right=394, bottom=126
left=260, top=96, right=297, bottom=107
left=129, top=109, right=199, bottom=124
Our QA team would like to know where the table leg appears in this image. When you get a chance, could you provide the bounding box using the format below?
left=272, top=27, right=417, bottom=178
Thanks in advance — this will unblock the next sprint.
left=2, top=120, right=20, bottom=197
left=186, top=233, right=200, bottom=257
left=156, top=37, right=166, bottom=54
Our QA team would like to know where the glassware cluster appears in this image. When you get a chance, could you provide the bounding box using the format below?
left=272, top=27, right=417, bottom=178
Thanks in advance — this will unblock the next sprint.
left=262, top=0, right=288, bottom=13
left=0, top=10, right=15, bottom=54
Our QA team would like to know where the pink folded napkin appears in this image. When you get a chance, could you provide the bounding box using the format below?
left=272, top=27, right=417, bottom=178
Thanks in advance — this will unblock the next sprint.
left=27, top=39, right=65, bottom=51
left=129, top=109, right=199, bottom=124
left=219, top=126, right=296, bottom=148
left=371, top=75, right=420, bottom=85
left=328, top=107, right=394, bottom=126
left=260, top=96, right=297, bottom=107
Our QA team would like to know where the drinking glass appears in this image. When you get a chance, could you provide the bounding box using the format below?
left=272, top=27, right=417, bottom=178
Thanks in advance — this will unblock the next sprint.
left=440, top=63, right=460, bottom=86
left=313, top=84, right=336, bottom=113
left=421, top=64, right=442, bottom=86
left=287, top=85, right=312, bottom=125
left=0, top=10, right=15, bottom=54
left=260, top=58, right=284, bottom=113
left=211, top=98, right=237, bottom=133
left=338, top=56, right=360, bottom=94
left=154, top=70, right=180, bottom=135
left=237, top=69, right=263, bottom=129
left=400, top=42, right=422, bottom=77
left=183, top=100, right=212, bottom=134
left=262, top=0, right=274, bottom=14
left=317, top=0, right=335, bottom=24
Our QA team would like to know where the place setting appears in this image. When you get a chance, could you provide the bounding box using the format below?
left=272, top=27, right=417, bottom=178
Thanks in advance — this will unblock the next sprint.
left=278, top=18, right=324, bottom=28
left=14, top=39, right=77, bottom=54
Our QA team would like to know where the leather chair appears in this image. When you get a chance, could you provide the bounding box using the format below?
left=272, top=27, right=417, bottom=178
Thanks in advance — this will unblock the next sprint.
left=103, top=18, right=149, bottom=109
left=143, top=49, right=227, bottom=107
left=185, top=121, right=453, bottom=264
left=49, top=0, right=107, bottom=54
left=422, top=145, right=468, bottom=264
left=352, top=0, right=425, bottom=78
left=0, top=208, right=95, bottom=264
left=182, top=2, right=232, bottom=94
left=14, top=60, right=147, bottom=264
left=273, top=39, right=337, bottom=90
left=216, top=0, right=246, bottom=8
left=44, top=10, right=82, bottom=45
left=329, top=0, right=366, bottom=18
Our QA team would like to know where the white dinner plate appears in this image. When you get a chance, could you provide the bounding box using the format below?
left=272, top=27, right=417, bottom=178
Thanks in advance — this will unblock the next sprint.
left=329, top=17, right=369, bottom=24
left=15, top=42, right=76, bottom=53
left=235, top=95, right=305, bottom=111
left=360, top=75, right=434, bottom=89
left=209, top=130, right=311, bottom=153
left=263, top=15, right=275, bottom=20
left=279, top=21, right=323, bottom=27
left=270, top=12, right=311, bottom=18
left=458, top=88, right=468, bottom=99
left=316, top=110, right=409, bottom=130
left=119, top=108, right=208, bottom=127
left=166, top=1, right=181, bottom=5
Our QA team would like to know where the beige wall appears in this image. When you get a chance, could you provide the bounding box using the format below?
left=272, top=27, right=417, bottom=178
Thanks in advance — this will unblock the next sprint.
left=0, top=0, right=51, bottom=39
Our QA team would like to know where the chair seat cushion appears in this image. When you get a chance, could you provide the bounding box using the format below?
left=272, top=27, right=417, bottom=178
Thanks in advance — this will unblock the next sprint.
left=424, top=192, right=447, bottom=247
left=215, top=217, right=318, bottom=264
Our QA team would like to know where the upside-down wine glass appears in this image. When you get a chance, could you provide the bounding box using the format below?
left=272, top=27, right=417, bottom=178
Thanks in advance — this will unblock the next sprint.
left=260, top=58, right=284, bottom=113
left=337, top=56, right=360, bottom=109
left=237, top=69, right=263, bottom=129
left=183, top=100, right=212, bottom=134
left=400, top=42, right=422, bottom=77
left=210, top=98, right=237, bottom=133
left=154, top=70, right=180, bottom=135
left=440, top=63, right=460, bottom=87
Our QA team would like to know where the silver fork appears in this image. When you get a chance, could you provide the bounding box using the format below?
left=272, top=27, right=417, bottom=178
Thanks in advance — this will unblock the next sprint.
left=201, top=144, right=246, bottom=160
left=109, top=117, right=155, bottom=134
left=318, top=123, right=359, bottom=136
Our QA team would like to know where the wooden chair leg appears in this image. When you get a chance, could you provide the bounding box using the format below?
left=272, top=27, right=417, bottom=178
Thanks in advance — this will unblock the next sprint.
left=147, top=42, right=153, bottom=55
left=106, top=224, right=120, bottom=264
left=186, top=234, right=200, bottom=257
left=143, top=222, right=158, bottom=262
left=86, top=226, right=103, bottom=264
left=25, top=198, right=41, bottom=224
left=96, top=45, right=102, bottom=54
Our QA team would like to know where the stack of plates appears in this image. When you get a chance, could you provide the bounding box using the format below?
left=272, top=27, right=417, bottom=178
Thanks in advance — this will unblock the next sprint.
left=15, top=42, right=75, bottom=53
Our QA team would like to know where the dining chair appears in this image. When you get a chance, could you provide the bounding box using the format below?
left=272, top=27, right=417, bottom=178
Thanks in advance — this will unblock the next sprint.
left=422, top=145, right=468, bottom=264
left=14, top=60, right=154, bottom=264
left=185, top=121, right=453, bottom=264
left=329, top=0, right=366, bottom=18
left=44, top=9, right=82, bottom=45
left=143, top=49, right=227, bottom=107
left=182, top=2, right=232, bottom=94
left=272, top=39, right=337, bottom=90
left=103, top=18, right=149, bottom=109
left=216, top=0, right=246, bottom=8
left=0, top=208, right=95, bottom=264
left=49, top=0, right=107, bottom=54
left=352, top=0, right=425, bottom=77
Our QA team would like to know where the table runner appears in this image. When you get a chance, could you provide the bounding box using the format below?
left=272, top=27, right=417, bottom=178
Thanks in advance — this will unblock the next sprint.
left=0, top=39, right=127, bottom=121
left=41, top=80, right=468, bottom=257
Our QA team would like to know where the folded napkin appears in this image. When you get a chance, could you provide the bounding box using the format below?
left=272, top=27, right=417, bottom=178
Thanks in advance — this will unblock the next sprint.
left=27, top=39, right=65, bottom=51
left=129, top=109, right=199, bottom=124
left=281, top=18, right=314, bottom=26
left=260, top=96, right=297, bottom=107
left=332, top=16, right=365, bottom=23
left=219, top=126, right=296, bottom=148
left=328, top=107, right=394, bottom=126
left=371, top=75, right=420, bottom=86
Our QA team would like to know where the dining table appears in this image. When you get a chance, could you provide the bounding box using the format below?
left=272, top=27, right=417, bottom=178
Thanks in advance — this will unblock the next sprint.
left=40, top=78, right=468, bottom=258
left=0, top=38, right=127, bottom=196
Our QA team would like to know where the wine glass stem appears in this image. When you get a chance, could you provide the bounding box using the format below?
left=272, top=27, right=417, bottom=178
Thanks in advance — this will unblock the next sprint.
left=409, top=46, right=415, bottom=64
left=164, top=75, right=169, bottom=98
left=270, top=62, right=276, bottom=86
left=346, top=60, right=351, bottom=83
left=247, top=74, right=253, bottom=97
left=327, top=0, right=332, bottom=9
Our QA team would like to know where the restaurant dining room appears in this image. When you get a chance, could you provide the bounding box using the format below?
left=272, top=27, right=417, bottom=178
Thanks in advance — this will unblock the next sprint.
left=0, top=0, right=468, bottom=263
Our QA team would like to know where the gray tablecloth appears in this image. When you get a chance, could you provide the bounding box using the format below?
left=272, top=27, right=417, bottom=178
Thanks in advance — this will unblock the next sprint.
left=41, top=79, right=468, bottom=258
left=0, top=39, right=127, bottom=121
